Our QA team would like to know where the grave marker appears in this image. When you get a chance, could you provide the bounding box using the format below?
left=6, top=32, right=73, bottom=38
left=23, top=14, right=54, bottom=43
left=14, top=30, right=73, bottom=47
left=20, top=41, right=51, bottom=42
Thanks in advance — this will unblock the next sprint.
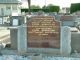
left=27, top=16, right=60, bottom=48
left=10, top=16, right=24, bottom=26
left=60, top=15, right=77, bottom=26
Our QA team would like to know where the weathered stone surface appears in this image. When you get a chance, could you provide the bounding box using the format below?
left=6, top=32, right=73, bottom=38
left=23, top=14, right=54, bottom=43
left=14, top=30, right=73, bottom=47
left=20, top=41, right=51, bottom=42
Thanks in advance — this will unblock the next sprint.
left=60, top=15, right=77, bottom=26
left=60, top=26, right=71, bottom=56
left=71, top=32, right=80, bottom=53
left=18, top=25, right=27, bottom=54
left=10, top=29, right=17, bottom=49
left=27, top=16, right=60, bottom=48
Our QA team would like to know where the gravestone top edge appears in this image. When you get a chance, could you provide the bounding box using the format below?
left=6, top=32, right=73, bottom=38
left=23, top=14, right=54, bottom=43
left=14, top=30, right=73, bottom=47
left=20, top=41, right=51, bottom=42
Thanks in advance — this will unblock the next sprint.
left=60, top=15, right=76, bottom=21
left=28, top=16, right=61, bottom=23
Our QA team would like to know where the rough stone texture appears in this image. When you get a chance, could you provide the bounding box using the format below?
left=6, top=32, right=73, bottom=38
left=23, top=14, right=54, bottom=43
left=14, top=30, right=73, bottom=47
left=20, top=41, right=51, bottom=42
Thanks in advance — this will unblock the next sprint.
left=60, top=26, right=71, bottom=56
left=18, top=25, right=27, bottom=54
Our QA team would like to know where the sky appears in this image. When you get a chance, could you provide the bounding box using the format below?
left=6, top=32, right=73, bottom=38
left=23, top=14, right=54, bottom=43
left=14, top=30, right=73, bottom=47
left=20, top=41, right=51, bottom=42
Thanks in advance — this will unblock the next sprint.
left=21, top=0, right=80, bottom=8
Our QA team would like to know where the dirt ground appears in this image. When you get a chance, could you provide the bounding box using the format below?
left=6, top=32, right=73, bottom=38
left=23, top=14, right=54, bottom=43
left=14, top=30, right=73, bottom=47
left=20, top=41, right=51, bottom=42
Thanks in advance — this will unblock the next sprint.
left=0, top=28, right=10, bottom=44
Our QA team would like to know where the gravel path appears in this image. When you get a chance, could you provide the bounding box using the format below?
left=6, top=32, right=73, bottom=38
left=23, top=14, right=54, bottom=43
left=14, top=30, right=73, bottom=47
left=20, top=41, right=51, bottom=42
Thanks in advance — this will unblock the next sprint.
left=0, top=55, right=79, bottom=60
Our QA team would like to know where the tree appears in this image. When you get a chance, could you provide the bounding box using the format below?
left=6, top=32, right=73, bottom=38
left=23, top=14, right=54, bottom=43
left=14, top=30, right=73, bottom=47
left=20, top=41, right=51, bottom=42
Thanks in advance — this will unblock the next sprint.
left=27, top=0, right=31, bottom=14
left=21, top=5, right=41, bottom=12
left=42, top=4, right=60, bottom=13
left=42, top=5, right=46, bottom=9
left=70, top=3, right=80, bottom=13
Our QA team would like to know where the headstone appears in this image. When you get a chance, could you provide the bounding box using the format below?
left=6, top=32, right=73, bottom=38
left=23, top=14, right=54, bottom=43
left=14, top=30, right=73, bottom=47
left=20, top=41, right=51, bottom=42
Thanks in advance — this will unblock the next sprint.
left=27, top=16, right=60, bottom=48
left=60, top=15, right=77, bottom=26
left=10, top=16, right=25, bottom=49
left=60, top=15, right=75, bottom=21
left=10, top=16, right=24, bottom=26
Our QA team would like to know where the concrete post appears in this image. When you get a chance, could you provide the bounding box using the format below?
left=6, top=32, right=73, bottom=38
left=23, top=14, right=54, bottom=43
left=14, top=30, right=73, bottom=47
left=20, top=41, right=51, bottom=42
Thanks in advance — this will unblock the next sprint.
left=17, top=25, right=27, bottom=54
left=60, top=26, right=71, bottom=56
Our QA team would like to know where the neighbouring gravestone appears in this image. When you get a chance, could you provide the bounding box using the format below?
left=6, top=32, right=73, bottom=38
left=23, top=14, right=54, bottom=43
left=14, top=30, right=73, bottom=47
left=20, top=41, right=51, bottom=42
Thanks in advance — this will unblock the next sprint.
left=10, top=16, right=24, bottom=26
left=27, top=16, right=61, bottom=48
left=10, top=16, right=24, bottom=49
left=60, top=15, right=77, bottom=26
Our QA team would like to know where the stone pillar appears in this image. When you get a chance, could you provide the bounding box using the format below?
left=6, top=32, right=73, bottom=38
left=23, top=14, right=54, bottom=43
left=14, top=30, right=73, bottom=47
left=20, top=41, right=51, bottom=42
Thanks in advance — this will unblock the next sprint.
left=17, top=25, right=27, bottom=54
left=60, top=26, right=71, bottom=56
left=10, top=29, right=18, bottom=49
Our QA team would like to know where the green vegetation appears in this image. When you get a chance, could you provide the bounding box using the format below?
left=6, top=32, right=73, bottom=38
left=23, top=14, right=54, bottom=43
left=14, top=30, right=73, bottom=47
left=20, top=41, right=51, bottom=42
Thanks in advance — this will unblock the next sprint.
left=42, top=4, right=60, bottom=12
left=70, top=3, right=80, bottom=13
left=21, top=4, right=60, bottom=13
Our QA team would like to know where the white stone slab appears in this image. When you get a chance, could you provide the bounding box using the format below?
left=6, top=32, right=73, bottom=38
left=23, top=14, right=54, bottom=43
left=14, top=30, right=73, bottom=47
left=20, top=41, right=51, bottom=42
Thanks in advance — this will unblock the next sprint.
left=17, top=25, right=27, bottom=54
left=60, top=26, right=71, bottom=56
left=12, top=19, right=19, bottom=26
